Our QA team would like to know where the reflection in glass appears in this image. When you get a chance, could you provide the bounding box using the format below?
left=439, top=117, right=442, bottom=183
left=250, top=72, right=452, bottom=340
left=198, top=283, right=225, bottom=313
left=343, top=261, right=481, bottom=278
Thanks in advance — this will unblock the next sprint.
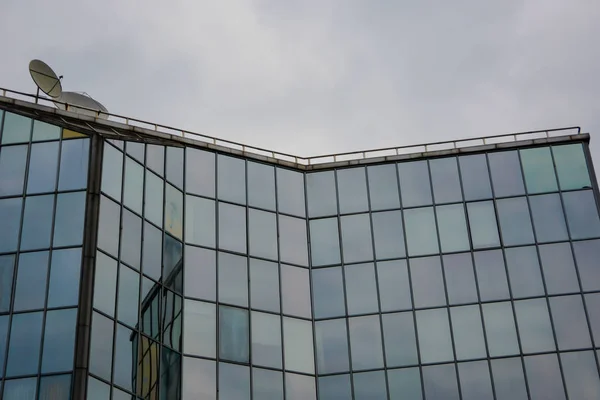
left=117, top=264, right=140, bottom=327
left=27, top=141, right=59, bottom=194
left=0, top=317, right=6, bottom=375
left=404, top=207, right=438, bottom=256
left=422, top=364, right=459, bottom=400
left=319, top=374, right=351, bottom=400
left=549, top=295, right=591, bottom=350
left=482, top=302, right=519, bottom=357
left=0, top=197, right=22, bottom=253
left=281, top=264, right=311, bottom=318
left=529, top=194, right=568, bottom=242
left=253, top=368, right=284, bottom=400
left=307, top=171, right=337, bottom=217
left=39, top=374, right=71, bottom=400
left=488, top=151, right=525, bottom=197
left=219, top=306, right=249, bottom=363
left=398, top=161, right=432, bottom=207
left=341, top=214, right=373, bottom=263
left=430, top=157, right=462, bottom=204
left=126, top=140, right=144, bottom=162
left=219, top=362, right=250, bottom=400
left=367, top=164, right=400, bottom=210
left=459, top=154, right=492, bottom=201
left=562, top=190, right=600, bottom=239
left=505, top=246, right=544, bottom=298
left=250, top=259, right=280, bottom=313
left=538, top=243, right=580, bottom=294
left=0, top=144, right=27, bottom=196
left=186, top=147, right=215, bottom=198
left=458, top=361, right=494, bottom=400
left=218, top=202, right=246, bottom=253
left=371, top=211, right=405, bottom=259
left=283, top=317, right=314, bottom=374
left=278, top=215, right=309, bottom=266
left=561, top=351, right=600, bottom=400
left=436, top=204, right=469, bottom=252
left=13, top=251, right=48, bottom=312
left=251, top=311, right=282, bottom=369
left=388, top=367, right=422, bottom=400
left=166, top=146, right=184, bottom=189
left=496, top=197, right=534, bottom=246
left=217, top=155, right=245, bottom=204
left=247, top=161, right=276, bottom=211
left=474, top=250, right=509, bottom=301
left=514, top=299, right=555, bottom=353
left=1, top=112, right=31, bottom=144
left=54, top=191, right=86, bottom=247
left=185, top=246, right=215, bottom=300
left=491, top=358, right=528, bottom=400
left=337, top=167, right=369, bottom=213
left=377, top=260, right=412, bottom=311
left=183, top=357, right=216, bottom=400
left=88, top=376, right=111, bottom=400
left=124, top=157, right=144, bottom=214
left=286, top=373, right=316, bottom=400
left=5, top=311, right=43, bottom=377
left=249, top=209, right=278, bottom=260
left=349, top=315, right=384, bottom=370
left=101, top=143, right=123, bottom=200
left=163, top=234, right=183, bottom=292
left=524, top=354, right=566, bottom=400
left=165, top=183, right=183, bottom=240
left=145, top=170, right=164, bottom=227
left=553, top=143, right=591, bottom=190
left=0, top=255, right=15, bottom=313
left=143, top=222, right=162, bottom=281
left=312, top=266, right=345, bottom=319
left=184, top=300, right=215, bottom=357
left=520, top=147, right=558, bottom=193
left=573, top=239, right=600, bottom=291
left=3, top=377, right=37, bottom=400
left=20, top=194, right=54, bottom=250
left=416, top=309, right=453, bottom=363
left=120, top=208, right=142, bottom=269
left=41, top=308, right=77, bottom=373
left=382, top=312, right=418, bottom=367
left=218, top=252, right=248, bottom=307
left=97, top=196, right=120, bottom=256
left=451, top=305, right=486, bottom=360
left=185, top=195, right=215, bottom=247
left=310, top=217, right=340, bottom=266
left=410, top=256, right=446, bottom=308
left=276, top=168, right=305, bottom=217
left=316, top=318, right=349, bottom=374
left=32, top=119, right=60, bottom=141
left=345, top=263, right=378, bottom=315
left=93, top=251, right=118, bottom=316
left=443, top=253, right=477, bottom=305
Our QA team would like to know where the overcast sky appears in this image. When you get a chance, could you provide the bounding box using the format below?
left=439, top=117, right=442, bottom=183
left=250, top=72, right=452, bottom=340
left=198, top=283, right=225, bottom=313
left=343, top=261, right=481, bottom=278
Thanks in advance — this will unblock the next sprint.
left=1, top=1, right=599, bottom=175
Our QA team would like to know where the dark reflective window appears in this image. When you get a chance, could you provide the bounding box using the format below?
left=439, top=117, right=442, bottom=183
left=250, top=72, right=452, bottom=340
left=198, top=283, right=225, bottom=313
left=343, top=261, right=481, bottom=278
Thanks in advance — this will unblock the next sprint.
left=283, top=317, right=314, bottom=374
left=121, top=208, right=142, bottom=270
left=218, top=202, right=246, bottom=253
left=491, top=358, right=528, bottom=400
left=430, top=157, right=462, bottom=204
left=319, top=374, right=351, bottom=400
left=1, top=112, right=31, bottom=144
left=27, top=141, right=59, bottom=194
left=422, top=364, right=459, bottom=400
left=250, top=259, right=279, bottom=312
left=307, top=171, right=337, bottom=217
left=114, top=323, right=134, bottom=391
left=183, top=357, right=216, bottom=400
left=165, top=183, right=183, bottom=240
left=382, top=312, right=418, bottom=367
left=549, top=295, right=591, bottom=350
left=276, top=168, right=305, bottom=217
left=337, top=167, right=369, bottom=213
left=451, top=305, right=486, bottom=360
left=217, top=155, right=245, bottom=204
left=341, top=214, right=373, bottom=263
left=0, top=144, right=27, bottom=196
left=53, top=191, right=86, bottom=247
left=0, top=316, right=6, bottom=376
left=183, top=299, right=215, bottom=358
left=474, top=250, right=509, bottom=301
left=310, top=217, right=340, bottom=266
left=218, top=252, right=248, bottom=307
left=458, top=361, right=494, bottom=400
left=367, top=164, right=400, bottom=210
left=278, top=215, right=308, bottom=266
left=219, top=306, right=249, bottom=363
left=186, top=148, right=215, bottom=198
left=142, top=222, right=162, bottom=281
left=101, top=143, right=123, bottom=200
left=416, top=309, right=453, bottom=363
left=553, top=143, right=591, bottom=190
left=488, top=151, right=525, bottom=197
left=345, top=263, right=378, bottom=315
left=97, top=196, right=120, bottom=257
left=411, top=256, right=446, bottom=308
left=13, top=251, right=48, bottom=311
left=146, top=144, right=164, bottom=177
left=349, top=315, right=383, bottom=370
left=185, top=195, right=215, bottom=248
left=32, top=120, right=60, bottom=141
left=0, top=197, right=22, bottom=253
left=505, top=246, right=544, bottom=298
left=93, top=251, right=118, bottom=316
left=247, top=161, right=275, bottom=211
left=219, top=362, right=250, bottom=400
left=249, top=209, right=277, bottom=260
left=281, top=264, right=311, bottom=318
left=312, top=266, right=345, bottom=319
left=39, top=374, right=71, bottom=400
left=562, top=190, right=600, bottom=239
left=0, top=255, right=15, bottom=313
left=315, top=318, right=349, bottom=374
left=20, top=194, right=54, bottom=250
left=514, top=299, right=555, bottom=353
left=436, top=204, right=469, bottom=252
left=459, top=154, right=492, bottom=201
left=354, top=371, right=387, bottom=400
left=573, top=239, right=600, bottom=291
left=166, top=146, right=184, bottom=189
left=496, top=197, right=534, bottom=246
left=3, top=377, right=37, bottom=399
left=251, top=311, right=282, bottom=369
left=372, top=211, right=405, bottom=259
left=378, top=260, right=412, bottom=311
left=443, top=253, right=478, bottom=305
left=123, top=157, right=143, bottom=214
left=145, top=170, right=163, bottom=228
left=520, top=147, right=558, bottom=193
left=253, top=368, right=283, bottom=400
left=185, top=246, right=215, bottom=300
left=398, top=161, right=432, bottom=207
left=524, top=354, right=566, bottom=400
left=388, top=368, right=422, bottom=400
left=561, top=351, right=600, bottom=400
left=6, top=311, right=43, bottom=377
left=117, top=264, right=140, bottom=327
left=539, top=243, right=580, bottom=294
left=41, top=308, right=77, bottom=373
left=286, top=373, right=316, bottom=400
left=404, top=207, right=438, bottom=256
left=482, top=302, right=519, bottom=357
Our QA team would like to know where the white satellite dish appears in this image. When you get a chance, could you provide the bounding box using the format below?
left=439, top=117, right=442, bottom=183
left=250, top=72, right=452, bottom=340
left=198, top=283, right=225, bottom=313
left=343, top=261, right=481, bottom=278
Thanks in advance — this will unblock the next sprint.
left=29, top=59, right=62, bottom=98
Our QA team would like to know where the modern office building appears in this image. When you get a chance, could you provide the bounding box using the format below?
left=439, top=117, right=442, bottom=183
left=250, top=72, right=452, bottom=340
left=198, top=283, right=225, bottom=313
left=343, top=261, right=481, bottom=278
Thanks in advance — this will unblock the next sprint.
left=0, top=89, right=600, bottom=400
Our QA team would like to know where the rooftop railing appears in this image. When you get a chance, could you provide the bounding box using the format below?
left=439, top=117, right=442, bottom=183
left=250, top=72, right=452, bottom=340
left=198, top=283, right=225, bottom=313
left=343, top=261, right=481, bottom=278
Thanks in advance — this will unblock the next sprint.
left=1, top=87, right=583, bottom=166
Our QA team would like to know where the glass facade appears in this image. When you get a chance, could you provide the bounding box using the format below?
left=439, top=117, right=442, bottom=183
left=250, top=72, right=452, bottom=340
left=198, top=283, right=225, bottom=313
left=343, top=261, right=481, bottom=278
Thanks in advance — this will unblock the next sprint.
left=1, top=106, right=600, bottom=399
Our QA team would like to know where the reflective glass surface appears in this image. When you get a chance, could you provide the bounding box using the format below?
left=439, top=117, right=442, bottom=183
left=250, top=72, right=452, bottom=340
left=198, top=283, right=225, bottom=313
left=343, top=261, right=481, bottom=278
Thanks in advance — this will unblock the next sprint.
left=436, top=204, right=469, bottom=252
left=345, top=263, right=378, bottom=315
left=340, top=214, right=373, bottom=263
left=218, top=202, right=246, bottom=253
left=0, top=145, right=27, bottom=197
left=349, top=315, right=384, bottom=370
left=276, top=168, right=305, bottom=217
left=186, top=147, right=215, bottom=197
left=382, top=312, right=418, bottom=367
left=367, top=164, right=400, bottom=210
left=553, top=143, right=591, bottom=190
left=217, top=155, right=246, bottom=204
left=371, top=211, right=405, bottom=259
left=467, top=201, right=500, bottom=249
left=404, top=207, right=438, bottom=256
left=377, top=260, right=412, bottom=311
left=26, top=141, right=58, bottom=194
left=185, top=195, right=215, bottom=247
left=247, top=161, right=276, bottom=211
left=147, top=170, right=167, bottom=228
left=459, top=154, right=492, bottom=201
left=337, top=167, right=369, bottom=213
left=520, top=147, right=558, bottom=193
left=312, top=267, right=345, bottom=319
left=488, top=151, right=525, bottom=197
left=310, top=218, right=341, bottom=266
left=416, top=309, right=453, bottom=363
left=398, top=161, right=432, bottom=207
left=315, top=318, right=349, bottom=374
left=422, top=364, right=459, bottom=400
left=562, top=190, right=600, bottom=239
left=429, top=157, right=462, bottom=204
left=1, top=112, right=31, bottom=144
left=307, top=171, right=337, bottom=217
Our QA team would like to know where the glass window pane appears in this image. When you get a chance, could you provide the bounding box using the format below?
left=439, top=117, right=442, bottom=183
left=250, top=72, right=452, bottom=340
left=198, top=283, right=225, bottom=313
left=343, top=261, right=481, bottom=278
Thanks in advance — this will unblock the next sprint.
left=562, top=190, right=600, bottom=239
left=101, top=143, right=123, bottom=200
left=532, top=193, right=570, bottom=242
left=474, top=250, right=509, bottom=301
left=337, top=167, right=369, bottom=213
left=398, top=161, right=432, bottom=207
left=27, top=141, right=59, bottom=194
left=482, top=302, right=519, bottom=357
left=410, top=256, right=446, bottom=308
left=307, top=171, right=337, bottom=218
left=514, top=299, right=555, bottom=353
left=505, top=246, right=544, bottom=299
left=250, top=259, right=279, bottom=312
left=281, top=264, right=311, bottom=318
left=41, top=308, right=77, bottom=373
left=0, top=255, right=15, bottom=313
left=185, top=195, right=215, bottom=247
left=491, top=358, right=528, bottom=400
left=184, top=246, right=215, bottom=300
left=459, top=154, right=492, bottom=201
left=247, top=161, right=275, bottom=211
left=183, top=357, right=215, bottom=400
left=553, top=143, right=591, bottom=190
left=97, top=196, right=120, bottom=257
left=276, top=168, right=305, bottom=217
left=319, top=374, right=351, bottom=400
left=253, top=368, right=283, bottom=400
left=13, top=251, right=48, bottom=311
left=345, top=263, right=378, bottom=315
left=165, top=184, right=183, bottom=240
left=123, top=157, right=143, bottom=214
left=114, top=324, right=135, bottom=391
left=146, top=144, right=164, bottom=177
left=372, top=211, right=405, bottom=259
left=377, top=260, right=412, bottom=312
left=388, top=368, right=422, bottom=400
left=217, top=155, right=245, bottom=204
left=450, top=305, right=486, bottom=360
left=166, top=146, right=183, bottom=189
left=539, top=243, right=580, bottom=294
left=404, top=207, right=438, bottom=256
left=219, top=306, right=249, bottom=363
left=6, top=311, right=43, bottom=376
left=0, top=197, right=22, bottom=253
left=561, top=351, right=600, bottom=400
left=353, top=370, right=387, bottom=400
left=574, top=239, right=600, bottom=291
left=458, top=361, right=493, bottom=400
left=341, top=214, right=373, bottom=263
left=218, top=252, right=248, bottom=307
left=550, top=295, right=591, bottom=350
left=53, top=191, right=86, bottom=247
left=488, top=151, right=525, bottom=197
left=279, top=215, right=308, bottom=266
left=32, top=119, right=60, bottom=141
left=310, top=218, right=340, bottom=266
left=443, top=253, right=478, bottom=305
left=94, top=251, right=118, bottom=316
left=39, top=374, right=71, bottom=400
left=585, top=293, right=600, bottom=347
left=0, top=144, right=27, bottom=196
left=0, top=316, right=6, bottom=376
left=312, top=266, right=345, bottom=319
left=416, top=309, right=453, bottom=363
left=520, top=147, right=558, bottom=193
left=164, top=234, right=183, bottom=290
left=367, top=164, right=400, bottom=210
left=142, top=222, right=162, bottom=280
left=125, top=140, right=144, bottom=162
left=524, top=354, right=566, bottom=400
left=117, top=264, right=140, bottom=327
left=145, top=170, right=164, bottom=227
left=349, top=315, right=383, bottom=370
left=87, top=376, right=111, bottom=400
left=422, top=364, right=459, bottom=400
left=1, top=112, right=31, bottom=144
left=184, top=300, right=215, bottom=357
left=430, top=157, right=462, bottom=203
left=283, top=317, right=314, bottom=374
left=285, top=373, right=316, bottom=400
left=20, top=194, right=54, bottom=250
left=218, top=202, right=246, bottom=253
left=382, top=312, right=418, bottom=367
left=3, top=377, right=37, bottom=400
left=186, top=148, right=215, bottom=197
left=316, top=318, right=349, bottom=374
left=436, top=204, right=469, bottom=252
left=219, top=363, right=250, bottom=400
left=249, top=209, right=277, bottom=260
left=496, top=197, right=534, bottom=246
left=251, top=311, right=282, bottom=369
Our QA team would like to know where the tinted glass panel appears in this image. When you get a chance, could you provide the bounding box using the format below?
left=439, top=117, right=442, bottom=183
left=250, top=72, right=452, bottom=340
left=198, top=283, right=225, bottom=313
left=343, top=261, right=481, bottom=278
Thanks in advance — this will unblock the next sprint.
left=319, top=374, right=351, bottom=400
left=404, top=207, right=438, bottom=256
left=253, top=368, right=283, bottom=400
left=117, top=264, right=140, bottom=327
left=367, top=164, right=400, bottom=210
left=219, top=306, right=249, bottom=363
left=6, top=311, right=43, bottom=376
left=251, top=311, right=282, bottom=369
left=458, top=361, right=493, bottom=400
left=142, top=222, right=162, bottom=280
left=312, top=266, right=345, bottom=319
left=411, top=256, right=446, bottom=308
left=125, top=140, right=144, bottom=162
left=123, top=157, right=143, bottom=214
left=315, top=318, right=349, bottom=374
left=553, top=143, right=591, bottom=190
left=340, top=214, right=373, bottom=263
left=20, top=194, right=54, bottom=250
left=146, top=144, right=164, bottom=177
left=451, top=305, right=486, bottom=360
left=430, top=157, right=462, bottom=203
left=306, top=171, right=337, bottom=217
left=1, top=112, right=31, bottom=144
left=345, top=263, right=378, bottom=315
left=184, top=300, right=215, bottom=357
left=184, top=246, right=215, bottom=300
left=217, top=155, right=245, bottom=204
left=249, top=209, right=277, bottom=260
left=3, top=377, right=37, bottom=400
left=114, top=324, right=135, bottom=391
left=32, top=119, right=60, bottom=141
left=398, top=161, right=431, bottom=207
left=0, top=255, right=15, bottom=313
left=247, top=161, right=275, bottom=211
left=185, top=195, right=215, bottom=247
left=482, top=302, right=519, bottom=357
left=474, top=250, right=509, bottom=301
left=0, top=198, right=22, bottom=253
left=349, top=315, right=384, bottom=370
left=491, top=358, right=528, bottom=400
left=13, top=251, right=48, bottom=311
left=281, top=264, right=311, bottom=318
left=530, top=194, right=569, bottom=243
left=166, top=146, right=183, bottom=189
left=278, top=215, right=308, bottom=266
left=422, top=364, right=459, bottom=400
left=53, top=191, right=86, bottom=247
left=382, top=312, right=418, bottom=367
left=353, top=370, right=387, bottom=400
left=496, top=197, right=534, bottom=246
left=459, top=154, right=492, bottom=201
left=285, top=373, right=316, bottom=400
left=337, top=167, right=369, bottom=213
left=524, top=354, right=566, bottom=400
left=186, top=148, right=215, bottom=197
left=120, top=209, right=141, bottom=270
left=561, top=351, right=600, bottom=400
left=218, top=252, right=248, bottom=307
left=562, top=190, right=600, bottom=239
left=0, top=317, right=6, bottom=375
left=101, top=143, right=123, bottom=200
left=283, top=317, right=314, bottom=374
left=41, top=308, right=77, bottom=373
left=39, top=374, right=71, bottom=400
left=250, top=259, right=279, bottom=312
left=0, top=144, right=27, bottom=196
left=538, top=242, right=580, bottom=294
left=145, top=170, right=164, bottom=227
left=514, top=299, right=555, bottom=353
left=443, top=253, right=478, bottom=305
left=165, top=184, right=183, bottom=240
left=371, top=211, right=405, bottom=259
left=310, top=218, right=340, bottom=266
left=436, top=204, right=469, bottom=252
left=183, top=357, right=216, bottom=400
left=377, top=260, right=412, bottom=311
left=93, top=251, right=117, bottom=316
left=276, top=168, right=305, bottom=217
left=88, top=376, right=111, bottom=400
left=218, top=202, right=246, bottom=253
left=520, top=147, right=558, bottom=193
left=488, top=151, right=525, bottom=197
left=388, top=368, right=422, bottom=400
left=573, top=239, right=600, bottom=291
left=505, top=246, right=544, bottom=298
left=27, top=141, right=59, bottom=194
left=416, top=309, right=453, bottom=363
left=219, top=363, right=250, bottom=400
left=467, top=203, right=503, bottom=247
left=549, top=295, right=591, bottom=350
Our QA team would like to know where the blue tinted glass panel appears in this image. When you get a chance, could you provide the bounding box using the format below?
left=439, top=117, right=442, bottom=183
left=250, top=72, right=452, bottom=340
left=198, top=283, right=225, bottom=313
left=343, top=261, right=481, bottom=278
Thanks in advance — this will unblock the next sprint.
left=0, top=197, right=22, bottom=253
left=183, top=357, right=216, bottom=400
left=382, top=312, right=418, bottom=367
left=219, top=363, right=250, bottom=400
left=120, top=208, right=141, bottom=269
left=459, top=154, right=492, bottom=201
left=248, top=209, right=278, bottom=260
left=562, top=190, right=600, bottom=239
left=13, top=251, right=48, bottom=311
left=219, top=306, right=249, bottom=363
left=20, top=194, right=54, bottom=250
left=398, top=161, right=432, bottom=207
left=371, top=211, right=405, bottom=259
left=529, top=194, right=568, bottom=243
left=416, top=309, right=453, bottom=363
left=184, top=246, right=215, bottom=301
left=3, top=377, right=37, bottom=400
left=367, top=164, right=400, bottom=210
left=186, top=147, right=215, bottom=198
left=6, top=311, right=43, bottom=377
left=488, top=151, right=525, bottom=197
left=538, top=243, right=580, bottom=294
left=117, top=264, right=140, bottom=327
left=145, top=170, right=164, bottom=227
left=337, top=167, right=369, bottom=214
left=59, top=138, right=89, bottom=190
left=436, top=204, right=469, bottom=252
left=411, top=256, right=446, bottom=308
left=41, top=308, right=77, bottom=373
left=549, top=295, right=591, bottom=350
left=101, top=143, right=123, bottom=200
left=218, top=202, right=246, bottom=254
left=249, top=259, right=279, bottom=313
left=349, top=315, right=383, bottom=370
left=123, top=157, right=143, bottom=214
left=312, top=266, right=345, bottom=319
left=307, top=171, right=337, bottom=218
left=482, top=302, right=519, bottom=357
left=218, top=252, right=248, bottom=307
left=496, top=197, right=534, bottom=246
left=0, top=255, right=15, bottom=313
left=247, top=161, right=276, bottom=211
left=251, top=311, right=282, bottom=369
left=39, top=374, right=71, bottom=400
left=32, top=120, right=60, bottom=141
left=553, top=143, right=591, bottom=190
left=0, top=144, right=27, bottom=196
left=524, top=354, right=566, bottom=400
left=514, top=299, right=555, bottom=353
left=491, top=358, right=528, bottom=400
left=185, top=195, right=215, bottom=248
left=165, top=184, right=183, bottom=240
left=561, top=351, right=600, bottom=400
left=217, top=155, right=245, bottom=204
left=315, top=318, right=349, bottom=374
left=93, top=251, right=118, bottom=317
left=340, top=214, right=373, bottom=263
left=310, top=218, right=340, bottom=266
left=276, top=168, right=305, bottom=217
left=1, top=112, right=31, bottom=144
left=253, top=368, right=283, bottom=400
left=353, top=370, right=387, bottom=400
left=443, top=253, right=478, bottom=305
left=474, top=250, right=509, bottom=302
left=504, top=246, right=544, bottom=298
left=281, top=264, right=311, bottom=318
left=47, top=248, right=81, bottom=308
left=388, top=368, right=422, bottom=400
left=166, top=146, right=184, bottom=189
left=451, top=305, right=486, bottom=360
left=458, top=361, right=494, bottom=400
left=422, top=364, right=459, bottom=400
left=377, top=260, right=412, bottom=312
left=520, top=147, right=558, bottom=194
left=278, top=215, right=308, bottom=266
left=54, top=191, right=86, bottom=247
left=97, top=196, right=120, bottom=257
left=430, top=157, right=462, bottom=204
left=0, top=316, right=9, bottom=376
left=404, top=207, right=438, bottom=256
left=467, top=201, right=499, bottom=249
left=345, top=263, right=378, bottom=315
left=319, top=374, right=351, bottom=400
left=573, top=239, right=600, bottom=291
